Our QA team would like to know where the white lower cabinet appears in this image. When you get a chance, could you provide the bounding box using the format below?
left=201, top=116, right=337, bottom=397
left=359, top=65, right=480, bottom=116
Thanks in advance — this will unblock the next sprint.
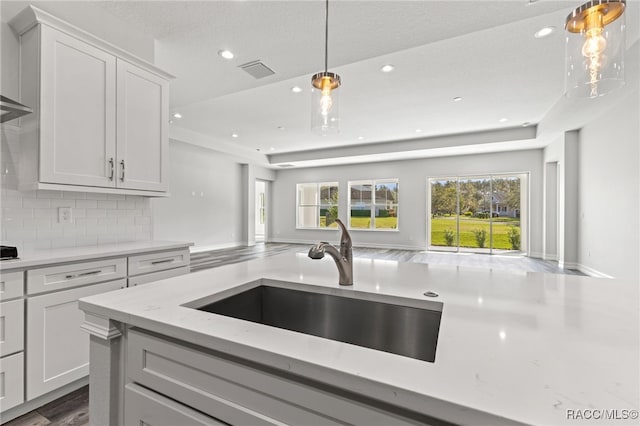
left=128, top=249, right=190, bottom=277
left=128, top=266, right=189, bottom=287
left=26, top=279, right=125, bottom=399
left=0, top=352, right=24, bottom=411
left=0, top=299, right=24, bottom=356
left=127, top=329, right=419, bottom=426
left=124, top=384, right=224, bottom=426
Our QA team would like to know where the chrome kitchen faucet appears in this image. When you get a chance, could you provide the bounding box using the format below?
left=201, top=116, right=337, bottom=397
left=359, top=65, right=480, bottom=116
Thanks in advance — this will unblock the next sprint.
left=308, top=219, right=353, bottom=286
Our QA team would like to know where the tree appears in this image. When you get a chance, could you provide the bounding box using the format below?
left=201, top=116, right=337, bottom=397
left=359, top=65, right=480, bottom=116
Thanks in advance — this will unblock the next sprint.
left=431, top=181, right=457, bottom=215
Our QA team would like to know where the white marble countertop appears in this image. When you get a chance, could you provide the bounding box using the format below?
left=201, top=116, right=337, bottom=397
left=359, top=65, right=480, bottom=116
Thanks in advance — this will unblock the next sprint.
left=0, top=240, right=193, bottom=271
left=79, top=252, right=639, bottom=425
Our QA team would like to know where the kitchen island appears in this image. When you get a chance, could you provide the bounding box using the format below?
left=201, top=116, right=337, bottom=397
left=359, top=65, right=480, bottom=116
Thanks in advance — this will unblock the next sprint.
left=79, top=252, right=639, bottom=425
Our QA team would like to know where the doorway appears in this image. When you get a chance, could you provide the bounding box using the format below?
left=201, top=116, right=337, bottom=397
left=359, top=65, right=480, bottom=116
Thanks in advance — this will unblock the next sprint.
left=255, top=180, right=266, bottom=242
left=428, top=173, right=528, bottom=255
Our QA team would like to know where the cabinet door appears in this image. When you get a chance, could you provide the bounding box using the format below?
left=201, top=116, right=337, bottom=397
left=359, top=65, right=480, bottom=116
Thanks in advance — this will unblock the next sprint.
left=39, top=25, right=117, bottom=188
left=124, top=383, right=224, bottom=426
left=0, top=299, right=24, bottom=357
left=116, top=60, right=169, bottom=192
left=26, top=279, right=125, bottom=400
left=0, top=271, right=24, bottom=302
left=0, top=352, right=24, bottom=412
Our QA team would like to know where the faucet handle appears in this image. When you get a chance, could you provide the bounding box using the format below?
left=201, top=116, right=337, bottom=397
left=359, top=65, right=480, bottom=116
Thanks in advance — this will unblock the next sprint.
left=308, top=243, right=326, bottom=259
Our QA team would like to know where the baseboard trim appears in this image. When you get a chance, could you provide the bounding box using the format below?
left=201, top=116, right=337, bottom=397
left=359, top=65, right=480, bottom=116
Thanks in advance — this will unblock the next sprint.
left=576, top=263, right=614, bottom=279
left=0, top=377, right=88, bottom=424
left=559, top=261, right=578, bottom=270
left=543, top=254, right=559, bottom=261
left=190, top=242, right=243, bottom=253
left=529, top=251, right=544, bottom=259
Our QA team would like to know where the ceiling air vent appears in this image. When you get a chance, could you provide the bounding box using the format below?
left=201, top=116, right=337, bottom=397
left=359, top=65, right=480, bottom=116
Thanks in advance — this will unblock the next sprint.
left=277, top=164, right=295, bottom=168
left=239, top=60, right=275, bottom=79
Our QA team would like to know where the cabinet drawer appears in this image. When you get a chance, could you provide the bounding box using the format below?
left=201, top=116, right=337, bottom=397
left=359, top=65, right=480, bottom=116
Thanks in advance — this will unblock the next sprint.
left=128, top=249, right=189, bottom=277
left=0, top=271, right=24, bottom=301
left=0, top=299, right=24, bottom=356
left=124, top=383, right=224, bottom=426
left=128, top=329, right=418, bottom=426
left=26, top=279, right=125, bottom=400
left=0, top=352, right=24, bottom=412
left=27, top=258, right=126, bottom=295
left=128, top=266, right=188, bottom=287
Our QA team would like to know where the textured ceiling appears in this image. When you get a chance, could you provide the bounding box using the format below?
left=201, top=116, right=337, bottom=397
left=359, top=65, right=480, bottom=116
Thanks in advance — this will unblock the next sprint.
left=5, top=1, right=637, bottom=165
left=99, top=1, right=578, bottom=107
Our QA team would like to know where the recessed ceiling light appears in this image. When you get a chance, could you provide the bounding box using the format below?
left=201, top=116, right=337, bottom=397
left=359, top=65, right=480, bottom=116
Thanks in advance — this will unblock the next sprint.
left=415, top=129, right=423, bottom=133
left=453, top=97, right=463, bottom=102
left=522, top=122, right=531, bottom=127
left=534, top=26, right=555, bottom=38
left=381, top=64, right=395, bottom=73
left=357, top=136, right=365, bottom=140
left=269, top=147, right=276, bottom=151
left=231, top=133, right=239, bottom=138
left=291, top=86, right=302, bottom=93
left=218, top=50, right=234, bottom=59
left=499, top=118, right=509, bottom=123
left=169, top=120, right=174, bottom=124
left=173, top=112, right=182, bottom=119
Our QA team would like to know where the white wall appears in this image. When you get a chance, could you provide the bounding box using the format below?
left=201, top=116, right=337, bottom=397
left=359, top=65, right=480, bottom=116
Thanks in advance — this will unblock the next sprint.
left=151, top=141, right=245, bottom=250
left=576, top=90, right=639, bottom=280
left=543, top=162, right=558, bottom=260
left=271, top=149, right=544, bottom=253
left=543, top=131, right=579, bottom=267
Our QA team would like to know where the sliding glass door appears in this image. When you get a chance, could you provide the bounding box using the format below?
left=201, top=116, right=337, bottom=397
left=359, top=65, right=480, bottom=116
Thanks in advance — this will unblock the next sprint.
left=428, top=173, right=526, bottom=254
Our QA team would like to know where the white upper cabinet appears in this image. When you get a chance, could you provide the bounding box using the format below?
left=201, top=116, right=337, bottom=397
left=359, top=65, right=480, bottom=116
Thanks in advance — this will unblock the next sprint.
left=10, top=6, right=173, bottom=196
left=116, top=60, right=169, bottom=192
left=39, top=26, right=117, bottom=188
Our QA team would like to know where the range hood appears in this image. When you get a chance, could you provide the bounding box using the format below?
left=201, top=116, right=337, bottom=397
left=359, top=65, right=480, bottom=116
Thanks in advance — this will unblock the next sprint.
left=0, top=95, right=32, bottom=123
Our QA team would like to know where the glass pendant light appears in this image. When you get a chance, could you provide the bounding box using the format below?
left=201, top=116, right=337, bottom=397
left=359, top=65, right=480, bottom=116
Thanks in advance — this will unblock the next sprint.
left=565, top=0, right=626, bottom=98
left=311, top=0, right=341, bottom=135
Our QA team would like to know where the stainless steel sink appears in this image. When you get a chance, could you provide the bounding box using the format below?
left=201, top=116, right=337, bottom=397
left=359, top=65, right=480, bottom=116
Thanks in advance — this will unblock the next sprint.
left=196, top=285, right=442, bottom=362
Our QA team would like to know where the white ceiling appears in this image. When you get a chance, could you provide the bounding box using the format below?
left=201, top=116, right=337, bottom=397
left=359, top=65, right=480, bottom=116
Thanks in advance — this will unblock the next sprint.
left=10, top=1, right=639, bottom=167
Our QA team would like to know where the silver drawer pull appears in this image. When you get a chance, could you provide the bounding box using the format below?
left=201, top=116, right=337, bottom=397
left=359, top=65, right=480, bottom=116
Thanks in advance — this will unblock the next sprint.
left=64, top=270, right=102, bottom=279
left=108, top=157, right=114, bottom=181
left=151, top=259, right=174, bottom=265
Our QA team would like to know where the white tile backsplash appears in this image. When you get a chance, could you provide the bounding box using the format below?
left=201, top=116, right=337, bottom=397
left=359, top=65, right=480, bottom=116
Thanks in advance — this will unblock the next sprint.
left=1, top=189, right=153, bottom=251
left=1, top=125, right=153, bottom=252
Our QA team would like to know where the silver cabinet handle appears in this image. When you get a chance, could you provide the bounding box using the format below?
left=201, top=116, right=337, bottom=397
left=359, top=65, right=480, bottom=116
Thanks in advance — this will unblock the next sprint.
left=151, top=259, right=174, bottom=265
left=108, top=158, right=114, bottom=181
left=120, top=160, right=125, bottom=182
left=64, top=270, right=101, bottom=279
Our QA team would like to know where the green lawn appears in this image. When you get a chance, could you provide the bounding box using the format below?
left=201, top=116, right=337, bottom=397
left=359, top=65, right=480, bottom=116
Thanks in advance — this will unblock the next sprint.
left=431, top=216, right=520, bottom=250
left=320, top=216, right=397, bottom=229
left=350, top=217, right=397, bottom=229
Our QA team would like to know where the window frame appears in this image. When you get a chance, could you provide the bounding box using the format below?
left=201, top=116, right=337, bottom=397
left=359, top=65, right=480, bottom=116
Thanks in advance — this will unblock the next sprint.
left=295, top=182, right=339, bottom=230
left=347, top=179, right=399, bottom=231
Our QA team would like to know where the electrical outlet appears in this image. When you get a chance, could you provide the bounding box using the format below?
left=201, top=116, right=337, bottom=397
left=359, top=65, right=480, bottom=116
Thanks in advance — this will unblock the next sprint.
left=58, top=207, right=73, bottom=224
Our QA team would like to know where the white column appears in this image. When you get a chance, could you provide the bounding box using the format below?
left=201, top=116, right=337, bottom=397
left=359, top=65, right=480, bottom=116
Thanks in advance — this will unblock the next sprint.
left=81, top=314, right=125, bottom=426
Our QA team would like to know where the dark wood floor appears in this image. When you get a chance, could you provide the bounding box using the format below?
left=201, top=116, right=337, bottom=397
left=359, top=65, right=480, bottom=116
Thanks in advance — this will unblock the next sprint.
left=4, top=385, right=88, bottom=426
left=5, top=243, right=581, bottom=425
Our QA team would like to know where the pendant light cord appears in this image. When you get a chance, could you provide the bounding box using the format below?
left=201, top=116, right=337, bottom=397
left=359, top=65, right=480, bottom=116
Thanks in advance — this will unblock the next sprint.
left=324, top=0, right=329, bottom=73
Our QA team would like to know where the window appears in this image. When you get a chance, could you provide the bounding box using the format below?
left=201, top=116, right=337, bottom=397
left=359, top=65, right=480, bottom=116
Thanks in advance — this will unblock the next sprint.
left=348, top=180, right=399, bottom=230
left=296, top=182, right=339, bottom=229
left=428, top=173, right=526, bottom=254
